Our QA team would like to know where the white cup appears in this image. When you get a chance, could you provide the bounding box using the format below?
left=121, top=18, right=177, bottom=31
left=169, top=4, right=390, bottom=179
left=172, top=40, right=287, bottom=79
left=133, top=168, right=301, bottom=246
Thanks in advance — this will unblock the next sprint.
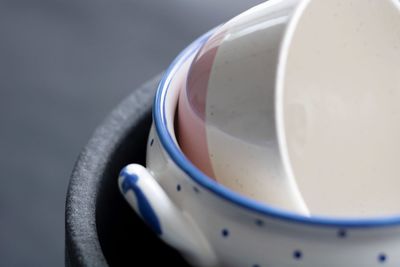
left=177, top=0, right=309, bottom=214
left=119, top=0, right=400, bottom=266
left=276, top=0, right=400, bottom=217
left=119, top=27, right=400, bottom=267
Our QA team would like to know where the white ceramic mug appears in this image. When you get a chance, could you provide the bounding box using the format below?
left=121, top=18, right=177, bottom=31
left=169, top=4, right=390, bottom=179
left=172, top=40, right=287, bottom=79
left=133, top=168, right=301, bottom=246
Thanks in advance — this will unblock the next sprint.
left=276, top=0, right=400, bottom=218
left=176, top=0, right=309, bottom=214
left=118, top=9, right=400, bottom=266
left=177, top=0, right=400, bottom=219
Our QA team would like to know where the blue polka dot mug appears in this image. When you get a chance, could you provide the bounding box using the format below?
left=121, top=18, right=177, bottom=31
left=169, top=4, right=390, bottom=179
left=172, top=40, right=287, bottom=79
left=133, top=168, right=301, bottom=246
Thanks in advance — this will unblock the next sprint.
left=118, top=1, right=400, bottom=266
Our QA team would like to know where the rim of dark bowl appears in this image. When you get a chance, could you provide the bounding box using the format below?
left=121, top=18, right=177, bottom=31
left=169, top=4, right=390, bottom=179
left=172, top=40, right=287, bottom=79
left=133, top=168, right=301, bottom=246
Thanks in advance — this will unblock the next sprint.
left=65, top=74, right=186, bottom=266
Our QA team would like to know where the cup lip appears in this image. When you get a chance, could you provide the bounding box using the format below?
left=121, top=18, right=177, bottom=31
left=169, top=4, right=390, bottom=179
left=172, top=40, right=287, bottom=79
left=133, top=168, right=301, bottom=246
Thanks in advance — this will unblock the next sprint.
left=153, top=26, right=400, bottom=228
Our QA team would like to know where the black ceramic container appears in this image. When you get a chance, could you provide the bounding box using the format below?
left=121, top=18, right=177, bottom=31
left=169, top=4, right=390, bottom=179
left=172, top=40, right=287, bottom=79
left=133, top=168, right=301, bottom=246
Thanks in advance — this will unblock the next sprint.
left=65, top=75, right=191, bottom=266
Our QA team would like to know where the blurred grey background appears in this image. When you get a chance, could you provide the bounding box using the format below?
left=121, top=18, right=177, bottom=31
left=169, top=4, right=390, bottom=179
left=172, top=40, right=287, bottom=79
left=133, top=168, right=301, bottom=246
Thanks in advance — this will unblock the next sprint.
left=0, top=1, right=263, bottom=266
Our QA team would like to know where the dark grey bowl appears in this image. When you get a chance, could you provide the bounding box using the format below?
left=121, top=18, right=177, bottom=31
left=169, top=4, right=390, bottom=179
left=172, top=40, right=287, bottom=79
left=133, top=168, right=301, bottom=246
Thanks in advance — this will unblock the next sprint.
left=65, top=75, right=191, bottom=266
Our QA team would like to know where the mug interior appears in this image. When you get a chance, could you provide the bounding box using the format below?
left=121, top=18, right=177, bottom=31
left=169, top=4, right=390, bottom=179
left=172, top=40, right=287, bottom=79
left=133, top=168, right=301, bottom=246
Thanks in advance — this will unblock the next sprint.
left=175, top=0, right=310, bottom=214
left=155, top=12, right=400, bottom=228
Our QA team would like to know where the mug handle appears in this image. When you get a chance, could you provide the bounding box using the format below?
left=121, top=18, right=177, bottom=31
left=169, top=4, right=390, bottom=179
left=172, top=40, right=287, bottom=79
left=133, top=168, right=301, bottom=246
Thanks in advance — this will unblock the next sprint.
left=118, top=164, right=218, bottom=267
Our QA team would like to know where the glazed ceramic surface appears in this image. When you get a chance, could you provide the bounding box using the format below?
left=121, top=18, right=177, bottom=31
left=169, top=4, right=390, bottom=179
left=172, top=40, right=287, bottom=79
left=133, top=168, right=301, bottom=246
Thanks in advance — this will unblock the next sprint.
left=277, top=0, right=400, bottom=217
left=118, top=11, right=400, bottom=266
left=176, top=0, right=308, bottom=214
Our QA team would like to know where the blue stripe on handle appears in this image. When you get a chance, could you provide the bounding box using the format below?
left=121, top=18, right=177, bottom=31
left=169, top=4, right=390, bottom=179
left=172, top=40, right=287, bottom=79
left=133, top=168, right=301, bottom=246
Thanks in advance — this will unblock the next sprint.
left=120, top=170, right=162, bottom=235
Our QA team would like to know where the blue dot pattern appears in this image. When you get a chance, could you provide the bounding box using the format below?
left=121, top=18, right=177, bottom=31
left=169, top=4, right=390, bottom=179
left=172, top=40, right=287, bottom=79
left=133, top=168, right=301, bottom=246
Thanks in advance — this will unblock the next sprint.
left=120, top=169, right=162, bottom=235
left=378, top=253, right=387, bottom=263
left=255, top=219, right=264, bottom=227
left=338, top=229, right=347, bottom=238
left=118, top=170, right=392, bottom=266
left=293, top=250, right=302, bottom=260
left=222, top=229, right=229, bottom=238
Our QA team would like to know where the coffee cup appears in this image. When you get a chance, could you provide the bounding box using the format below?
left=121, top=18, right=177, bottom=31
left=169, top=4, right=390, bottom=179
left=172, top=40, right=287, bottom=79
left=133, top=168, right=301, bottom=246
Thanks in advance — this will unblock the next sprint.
left=276, top=0, right=400, bottom=217
left=176, top=0, right=308, bottom=214
left=119, top=0, right=400, bottom=266
left=119, top=20, right=400, bottom=267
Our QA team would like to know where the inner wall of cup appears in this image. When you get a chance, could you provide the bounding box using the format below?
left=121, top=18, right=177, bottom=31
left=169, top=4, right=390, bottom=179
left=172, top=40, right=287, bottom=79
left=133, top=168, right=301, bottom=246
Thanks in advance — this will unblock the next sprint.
left=278, top=0, right=400, bottom=217
left=176, top=0, right=311, bottom=215
left=176, top=28, right=227, bottom=180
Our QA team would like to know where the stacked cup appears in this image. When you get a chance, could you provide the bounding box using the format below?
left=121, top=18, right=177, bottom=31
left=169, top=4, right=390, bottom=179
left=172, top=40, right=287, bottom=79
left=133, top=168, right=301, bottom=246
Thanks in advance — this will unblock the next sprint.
left=119, top=0, right=400, bottom=266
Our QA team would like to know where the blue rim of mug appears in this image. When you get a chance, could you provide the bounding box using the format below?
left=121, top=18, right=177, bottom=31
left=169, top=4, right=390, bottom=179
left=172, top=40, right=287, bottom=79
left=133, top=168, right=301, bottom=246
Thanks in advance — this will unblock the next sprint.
left=153, top=28, right=400, bottom=228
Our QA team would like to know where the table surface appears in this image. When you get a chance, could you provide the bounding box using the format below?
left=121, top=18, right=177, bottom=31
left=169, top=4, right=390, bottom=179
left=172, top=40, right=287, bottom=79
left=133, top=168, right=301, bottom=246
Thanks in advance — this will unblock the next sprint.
left=0, top=1, right=264, bottom=266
